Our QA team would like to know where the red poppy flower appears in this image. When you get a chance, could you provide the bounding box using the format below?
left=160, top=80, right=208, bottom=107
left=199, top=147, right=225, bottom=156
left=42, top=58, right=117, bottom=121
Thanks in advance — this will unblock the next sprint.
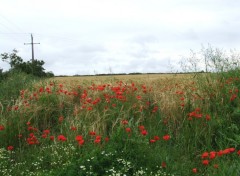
left=94, top=136, right=101, bottom=144
left=161, top=162, right=166, bottom=168
left=202, top=160, right=209, bottom=165
left=58, top=135, right=67, bottom=141
left=206, top=114, right=211, bottom=121
left=230, top=94, right=237, bottom=101
left=237, top=150, right=240, bottom=156
left=87, top=106, right=93, bottom=111
left=75, top=135, right=83, bottom=141
left=136, top=95, right=142, bottom=100
left=201, top=152, right=209, bottom=159
left=125, top=127, right=131, bottom=133
left=209, top=151, right=216, bottom=159
left=121, top=120, right=128, bottom=125
left=149, top=139, right=156, bottom=143
left=50, top=136, right=54, bottom=141
left=141, top=130, right=148, bottom=136
left=217, top=150, right=223, bottom=157
left=89, top=131, right=96, bottom=136
left=138, top=125, right=145, bottom=131
left=42, top=134, right=47, bottom=138
left=43, top=129, right=50, bottom=135
left=0, top=125, right=5, bottom=131
left=78, top=139, right=85, bottom=146
left=154, top=136, right=160, bottom=141
left=163, top=135, right=170, bottom=141
left=7, top=146, right=14, bottom=151
left=105, top=137, right=109, bottom=142
left=71, top=126, right=77, bottom=131
left=192, top=168, right=197, bottom=173
left=58, top=116, right=64, bottom=123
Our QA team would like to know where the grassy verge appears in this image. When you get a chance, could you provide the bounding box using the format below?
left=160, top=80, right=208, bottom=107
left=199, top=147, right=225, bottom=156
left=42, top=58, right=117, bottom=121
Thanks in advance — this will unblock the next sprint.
left=0, top=70, right=239, bottom=175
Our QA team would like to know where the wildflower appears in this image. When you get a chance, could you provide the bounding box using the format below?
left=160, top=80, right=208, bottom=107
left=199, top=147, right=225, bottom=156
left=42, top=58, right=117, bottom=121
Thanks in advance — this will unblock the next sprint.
left=150, top=139, right=156, bottom=143
left=202, top=160, right=209, bottom=165
left=42, top=134, right=47, bottom=138
left=89, top=131, right=96, bottom=136
left=213, top=164, right=219, bottom=169
left=201, top=152, right=209, bottom=159
left=105, top=137, right=109, bottom=142
left=0, top=125, right=5, bottom=131
left=141, top=129, right=148, bottom=136
left=154, top=136, right=160, bottom=141
left=161, top=162, right=166, bottom=168
left=121, top=120, right=128, bottom=125
left=217, top=150, right=223, bottom=157
left=237, top=150, right=240, bottom=156
left=136, top=95, right=142, bottom=100
left=58, top=116, right=64, bottom=123
left=71, top=126, right=77, bottom=131
left=206, top=114, right=211, bottom=121
left=94, top=135, right=101, bottom=144
left=192, top=168, right=197, bottom=173
left=50, top=136, right=54, bottom=141
left=7, top=146, right=14, bottom=151
left=209, top=151, right=216, bottom=159
left=39, top=87, right=44, bottom=93
left=138, top=125, right=145, bottom=131
left=78, top=139, right=85, bottom=146
left=195, top=113, right=202, bottom=118
left=76, top=135, right=83, bottom=141
left=125, top=127, right=131, bottom=133
left=58, top=135, right=67, bottom=142
left=222, top=148, right=232, bottom=154
left=87, top=106, right=93, bottom=111
left=230, top=94, right=237, bottom=101
left=163, top=135, right=170, bottom=141
left=228, top=148, right=235, bottom=153
left=26, top=121, right=31, bottom=126
left=152, top=106, right=158, bottom=113
left=27, top=133, right=39, bottom=145
left=195, top=108, right=201, bottom=112
left=43, top=129, right=50, bottom=135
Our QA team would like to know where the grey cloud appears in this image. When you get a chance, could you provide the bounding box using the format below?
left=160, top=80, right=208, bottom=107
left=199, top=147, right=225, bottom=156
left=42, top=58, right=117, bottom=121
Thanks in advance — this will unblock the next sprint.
left=124, top=57, right=171, bottom=73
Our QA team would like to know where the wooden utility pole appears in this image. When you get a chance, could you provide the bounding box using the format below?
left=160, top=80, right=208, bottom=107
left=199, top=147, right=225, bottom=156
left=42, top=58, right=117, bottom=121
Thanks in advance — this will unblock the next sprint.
left=24, top=33, right=40, bottom=62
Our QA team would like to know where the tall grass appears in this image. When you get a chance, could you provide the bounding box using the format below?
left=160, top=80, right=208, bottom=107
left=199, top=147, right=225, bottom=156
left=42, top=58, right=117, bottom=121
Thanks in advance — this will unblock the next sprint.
left=0, top=48, right=240, bottom=175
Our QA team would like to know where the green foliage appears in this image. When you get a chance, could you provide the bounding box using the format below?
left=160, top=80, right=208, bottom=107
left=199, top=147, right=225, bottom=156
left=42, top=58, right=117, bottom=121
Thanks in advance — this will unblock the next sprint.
left=0, top=71, right=36, bottom=108
left=1, top=49, right=54, bottom=78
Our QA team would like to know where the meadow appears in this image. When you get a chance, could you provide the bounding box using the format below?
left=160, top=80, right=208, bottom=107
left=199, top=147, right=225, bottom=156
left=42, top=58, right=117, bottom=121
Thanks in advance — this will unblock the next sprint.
left=0, top=71, right=239, bottom=176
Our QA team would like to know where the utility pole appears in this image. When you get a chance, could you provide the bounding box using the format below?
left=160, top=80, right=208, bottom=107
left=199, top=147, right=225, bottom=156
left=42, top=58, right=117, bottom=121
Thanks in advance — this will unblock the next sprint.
left=24, top=33, right=40, bottom=63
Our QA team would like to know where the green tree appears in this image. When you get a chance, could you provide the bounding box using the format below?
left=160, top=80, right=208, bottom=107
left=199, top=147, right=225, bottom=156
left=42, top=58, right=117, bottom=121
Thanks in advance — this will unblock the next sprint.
left=1, top=49, right=54, bottom=77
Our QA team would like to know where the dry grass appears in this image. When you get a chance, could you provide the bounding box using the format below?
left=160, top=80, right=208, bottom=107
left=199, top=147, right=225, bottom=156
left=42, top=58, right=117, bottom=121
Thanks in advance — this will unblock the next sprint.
left=52, top=73, right=194, bottom=83
left=50, top=73, right=198, bottom=127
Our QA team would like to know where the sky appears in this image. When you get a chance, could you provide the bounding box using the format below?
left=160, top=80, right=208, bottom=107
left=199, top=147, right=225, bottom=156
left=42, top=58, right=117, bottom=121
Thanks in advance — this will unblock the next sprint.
left=1, top=0, right=240, bottom=75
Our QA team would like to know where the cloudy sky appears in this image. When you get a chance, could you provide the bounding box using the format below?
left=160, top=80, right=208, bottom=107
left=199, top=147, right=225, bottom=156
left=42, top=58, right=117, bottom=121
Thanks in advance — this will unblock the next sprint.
left=1, top=0, right=240, bottom=75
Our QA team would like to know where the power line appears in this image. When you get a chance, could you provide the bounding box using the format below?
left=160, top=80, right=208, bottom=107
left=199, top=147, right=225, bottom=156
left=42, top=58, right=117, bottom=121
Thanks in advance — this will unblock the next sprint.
left=0, top=12, right=26, bottom=33
left=0, top=32, right=29, bottom=34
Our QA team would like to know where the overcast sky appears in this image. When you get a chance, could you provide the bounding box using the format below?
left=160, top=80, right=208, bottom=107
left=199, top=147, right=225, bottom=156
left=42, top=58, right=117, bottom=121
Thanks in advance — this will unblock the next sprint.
left=1, top=0, right=240, bottom=75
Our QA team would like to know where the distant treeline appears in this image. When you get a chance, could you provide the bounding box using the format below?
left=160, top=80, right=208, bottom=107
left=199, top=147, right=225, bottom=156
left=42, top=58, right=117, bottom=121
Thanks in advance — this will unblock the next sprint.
left=56, top=71, right=208, bottom=77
